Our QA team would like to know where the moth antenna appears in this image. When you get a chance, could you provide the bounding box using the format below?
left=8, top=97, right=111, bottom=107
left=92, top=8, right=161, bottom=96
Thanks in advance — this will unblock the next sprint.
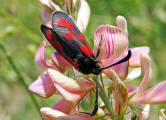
left=100, top=50, right=131, bottom=70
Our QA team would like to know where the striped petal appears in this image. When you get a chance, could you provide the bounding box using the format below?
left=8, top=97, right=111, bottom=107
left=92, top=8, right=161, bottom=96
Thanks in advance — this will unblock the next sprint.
left=94, top=25, right=128, bottom=60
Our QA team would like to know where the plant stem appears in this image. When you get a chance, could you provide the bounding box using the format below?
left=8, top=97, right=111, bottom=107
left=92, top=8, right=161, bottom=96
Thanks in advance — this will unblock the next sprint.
left=98, top=82, right=114, bottom=118
left=0, top=43, right=42, bottom=118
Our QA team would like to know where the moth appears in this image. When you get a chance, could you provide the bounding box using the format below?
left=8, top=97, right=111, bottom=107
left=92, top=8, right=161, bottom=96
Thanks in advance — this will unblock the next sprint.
left=41, top=11, right=131, bottom=116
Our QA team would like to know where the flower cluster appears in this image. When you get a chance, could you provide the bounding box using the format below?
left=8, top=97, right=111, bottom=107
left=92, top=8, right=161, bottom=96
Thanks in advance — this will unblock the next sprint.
left=29, top=0, right=166, bottom=119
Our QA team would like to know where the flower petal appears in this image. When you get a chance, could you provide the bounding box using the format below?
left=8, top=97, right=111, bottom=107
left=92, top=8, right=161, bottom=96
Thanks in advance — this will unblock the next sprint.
left=129, top=53, right=152, bottom=104
left=28, top=73, right=56, bottom=97
left=34, top=41, right=60, bottom=71
left=135, top=53, right=152, bottom=95
left=129, top=47, right=150, bottom=67
left=126, top=67, right=141, bottom=81
left=39, top=0, right=52, bottom=9
left=116, top=16, right=128, bottom=33
left=143, top=81, right=166, bottom=104
left=39, top=0, right=62, bottom=11
left=49, top=0, right=62, bottom=11
left=48, top=69, right=95, bottom=91
left=110, top=70, right=128, bottom=115
left=102, top=54, right=129, bottom=80
left=76, top=0, right=90, bottom=32
left=127, top=86, right=138, bottom=93
left=94, top=25, right=128, bottom=60
left=52, top=99, right=74, bottom=114
left=127, top=86, right=138, bottom=97
left=40, top=7, right=52, bottom=23
left=54, top=83, right=86, bottom=102
left=41, top=107, right=92, bottom=120
left=51, top=52, right=69, bottom=73
left=47, top=69, right=95, bottom=102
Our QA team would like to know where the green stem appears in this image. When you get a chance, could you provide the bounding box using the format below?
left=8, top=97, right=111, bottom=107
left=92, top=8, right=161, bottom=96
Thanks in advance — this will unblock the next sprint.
left=0, top=43, right=41, bottom=117
left=98, top=82, right=114, bottom=118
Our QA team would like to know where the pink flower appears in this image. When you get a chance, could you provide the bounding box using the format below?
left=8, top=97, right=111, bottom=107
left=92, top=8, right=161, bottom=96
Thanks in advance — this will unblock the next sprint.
left=93, top=16, right=150, bottom=80
left=125, top=53, right=166, bottom=120
left=29, top=69, right=95, bottom=119
left=129, top=53, right=166, bottom=105
left=29, top=69, right=95, bottom=101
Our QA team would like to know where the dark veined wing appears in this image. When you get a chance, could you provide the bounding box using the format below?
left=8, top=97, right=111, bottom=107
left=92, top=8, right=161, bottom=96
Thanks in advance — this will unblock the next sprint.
left=41, top=25, right=79, bottom=69
left=52, top=11, right=94, bottom=58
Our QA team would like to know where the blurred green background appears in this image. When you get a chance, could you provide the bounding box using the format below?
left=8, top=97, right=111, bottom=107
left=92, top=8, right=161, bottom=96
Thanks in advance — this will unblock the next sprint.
left=0, top=0, right=166, bottom=119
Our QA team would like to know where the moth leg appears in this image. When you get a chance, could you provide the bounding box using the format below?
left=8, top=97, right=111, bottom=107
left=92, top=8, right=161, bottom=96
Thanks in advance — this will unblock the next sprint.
left=79, top=75, right=99, bottom=116
left=90, top=75, right=99, bottom=116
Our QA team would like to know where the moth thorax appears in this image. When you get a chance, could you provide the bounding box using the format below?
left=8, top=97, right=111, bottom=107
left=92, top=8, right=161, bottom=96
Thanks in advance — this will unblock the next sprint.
left=76, top=56, right=101, bottom=75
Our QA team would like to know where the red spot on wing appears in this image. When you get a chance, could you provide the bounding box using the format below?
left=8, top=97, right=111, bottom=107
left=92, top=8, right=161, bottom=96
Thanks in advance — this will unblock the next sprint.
left=76, top=34, right=94, bottom=56
left=80, top=45, right=93, bottom=57
left=46, top=31, right=56, bottom=47
left=76, top=34, right=85, bottom=40
left=68, top=58, right=78, bottom=69
left=56, top=42, right=63, bottom=50
left=65, top=32, right=73, bottom=40
left=46, top=31, right=52, bottom=40
left=57, top=18, right=73, bottom=30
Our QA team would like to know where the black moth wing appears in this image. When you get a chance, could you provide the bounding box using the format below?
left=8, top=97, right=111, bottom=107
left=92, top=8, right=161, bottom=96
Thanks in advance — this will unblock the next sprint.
left=41, top=12, right=101, bottom=74
left=52, top=11, right=95, bottom=58
left=41, top=25, right=79, bottom=68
